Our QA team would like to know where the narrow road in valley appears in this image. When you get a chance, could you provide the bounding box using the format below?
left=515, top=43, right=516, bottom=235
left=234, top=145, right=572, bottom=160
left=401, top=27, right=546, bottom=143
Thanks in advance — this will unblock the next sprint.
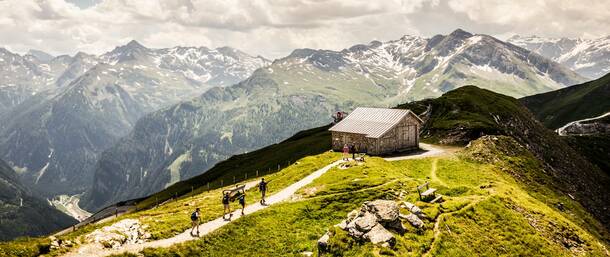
left=62, top=160, right=345, bottom=257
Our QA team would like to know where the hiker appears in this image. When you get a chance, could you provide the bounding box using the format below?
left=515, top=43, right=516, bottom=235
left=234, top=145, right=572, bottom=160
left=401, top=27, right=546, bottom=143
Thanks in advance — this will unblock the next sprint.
left=222, top=192, right=231, bottom=220
left=342, top=144, right=349, bottom=161
left=259, top=178, right=268, bottom=205
left=190, top=208, right=201, bottom=236
left=238, top=193, right=246, bottom=215
left=350, top=144, right=356, bottom=160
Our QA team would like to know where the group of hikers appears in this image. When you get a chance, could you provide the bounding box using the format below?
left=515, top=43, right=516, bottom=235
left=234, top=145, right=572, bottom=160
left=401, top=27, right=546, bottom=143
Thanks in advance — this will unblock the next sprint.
left=190, top=178, right=269, bottom=236
left=342, top=143, right=364, bottom=161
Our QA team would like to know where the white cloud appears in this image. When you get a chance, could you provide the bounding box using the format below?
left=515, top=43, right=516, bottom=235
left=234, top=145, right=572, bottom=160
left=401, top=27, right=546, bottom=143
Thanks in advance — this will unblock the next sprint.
left=0, top=0, right=608, bottom=59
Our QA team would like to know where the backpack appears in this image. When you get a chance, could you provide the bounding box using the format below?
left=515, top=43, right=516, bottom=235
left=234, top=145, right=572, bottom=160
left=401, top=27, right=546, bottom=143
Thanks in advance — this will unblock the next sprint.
left=222, top=194, right=230, bottom=204
left=259, top=181, right=267, bottom=191
left=238, top=195, right=245, bottom=205
left=190, top=211, right=198, bottom=221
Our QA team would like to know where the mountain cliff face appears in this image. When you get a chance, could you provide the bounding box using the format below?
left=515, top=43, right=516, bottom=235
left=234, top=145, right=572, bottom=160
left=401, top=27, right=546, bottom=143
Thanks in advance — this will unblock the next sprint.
left=0, top=42, right=269, bottom=196
left=509, top=35, right=610, bottom=79
left=84, top=29, right=585, bottom=210
left=0, top=158, right=75, bottom=241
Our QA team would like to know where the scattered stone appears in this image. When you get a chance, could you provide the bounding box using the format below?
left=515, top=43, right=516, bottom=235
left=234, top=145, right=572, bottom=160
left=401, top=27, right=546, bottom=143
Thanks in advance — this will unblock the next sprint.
left=364, top=223, right=395, bottom=246
left=402, top=202, right=424, bottom=218
left=301, top=251, right=313, bottom=256
left=317, top=232, right=330, bottom=252
left=402, top=213, right=424, bottom=228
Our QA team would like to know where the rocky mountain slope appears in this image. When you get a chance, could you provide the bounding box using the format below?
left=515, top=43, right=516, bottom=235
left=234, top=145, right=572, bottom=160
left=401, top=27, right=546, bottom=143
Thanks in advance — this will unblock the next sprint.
left=521, top=72, right=610, bottom=129
left=0, top=158, right=76, bottom=241
left=0, top=41, right=269, bottom=196
left=0, top=48, right=97, bottom=115
left=83, top=29, right=585, bottom=211
left=509, top=35, right=610, bottom=79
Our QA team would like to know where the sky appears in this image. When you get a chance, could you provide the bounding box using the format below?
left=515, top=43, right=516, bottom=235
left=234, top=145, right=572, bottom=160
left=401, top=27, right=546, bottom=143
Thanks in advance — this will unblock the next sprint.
left=0, top=0, right=609, bottom=59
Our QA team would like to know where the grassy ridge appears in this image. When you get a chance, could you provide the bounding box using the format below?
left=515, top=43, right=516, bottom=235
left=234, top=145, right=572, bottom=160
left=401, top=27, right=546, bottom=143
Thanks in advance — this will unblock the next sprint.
left=521, top=73, right=610, bottom=129
left=399, top=86, right=610, bottom=232
left=118, top=137, right=608, bottom=256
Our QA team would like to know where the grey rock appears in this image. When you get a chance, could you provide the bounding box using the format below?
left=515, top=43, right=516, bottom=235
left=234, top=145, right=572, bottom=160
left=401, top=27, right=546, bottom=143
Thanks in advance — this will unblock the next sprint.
left=364, top=200, right=399, bottom=223
left=402, top=202, right=425, bottom=219
left=364, top=223, right=395, bottom=246
left=317, top=232, right=330, bottom=251
left=354, top=212, right=378, bottom=232
left=402, top=213, right=424, bottom=228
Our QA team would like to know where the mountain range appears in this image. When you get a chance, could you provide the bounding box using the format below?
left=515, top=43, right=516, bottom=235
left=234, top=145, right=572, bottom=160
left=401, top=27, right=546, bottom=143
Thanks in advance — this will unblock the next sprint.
left=0, top=42, right=269, bottom=196
left=509, top=35, right=610, bottom=79
left=82, top=29, right=586, bottom=210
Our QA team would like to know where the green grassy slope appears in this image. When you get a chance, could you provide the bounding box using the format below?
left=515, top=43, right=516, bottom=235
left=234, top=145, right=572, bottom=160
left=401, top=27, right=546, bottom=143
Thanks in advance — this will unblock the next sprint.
left=399, top=86, right=610, bottom=232
left=520, top=72, right=610, bottom=129
left=122, top=136, right=608, bottom=257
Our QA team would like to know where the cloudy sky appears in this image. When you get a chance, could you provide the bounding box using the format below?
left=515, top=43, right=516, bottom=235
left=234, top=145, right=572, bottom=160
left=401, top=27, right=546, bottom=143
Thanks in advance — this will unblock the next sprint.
left=1, top=0, right=609, bottom=59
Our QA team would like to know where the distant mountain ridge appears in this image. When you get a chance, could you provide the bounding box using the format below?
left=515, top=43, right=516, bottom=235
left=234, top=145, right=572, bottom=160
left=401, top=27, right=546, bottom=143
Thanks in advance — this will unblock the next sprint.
left=509, top=35, right=610, bottom=79
left=0, top=42, right=269, bottom=196
left=84, top=29, right=586, bottom=210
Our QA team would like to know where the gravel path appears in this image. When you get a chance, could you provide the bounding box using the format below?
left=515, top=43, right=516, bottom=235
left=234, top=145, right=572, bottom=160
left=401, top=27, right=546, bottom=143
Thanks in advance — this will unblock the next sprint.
left=62, top=160, right=344, bottom=257
left=383, top=143, right=460, bottom=161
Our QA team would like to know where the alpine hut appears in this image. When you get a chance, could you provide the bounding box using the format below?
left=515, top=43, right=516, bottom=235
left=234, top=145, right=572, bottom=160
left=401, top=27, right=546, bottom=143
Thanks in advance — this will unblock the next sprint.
left=329, top=107, right=423, bottom=155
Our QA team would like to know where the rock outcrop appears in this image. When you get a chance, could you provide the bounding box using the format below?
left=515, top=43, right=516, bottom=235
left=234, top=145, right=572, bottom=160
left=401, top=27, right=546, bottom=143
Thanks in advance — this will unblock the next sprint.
left=84, top=219, right=151, bottom=249
left=318, top=200, right=417, bottom=253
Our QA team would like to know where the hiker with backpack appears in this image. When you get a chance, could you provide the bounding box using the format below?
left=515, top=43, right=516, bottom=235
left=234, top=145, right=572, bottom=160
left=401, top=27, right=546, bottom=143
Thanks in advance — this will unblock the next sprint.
left=259, top=178, right=268, bottom=205
left=238, top=193, right=246, bottom=215
left=222, top=192, right=232, bottom=220
left=342, top=144, right=349, bottom=161
left=190, top=208, right=201, bottom=236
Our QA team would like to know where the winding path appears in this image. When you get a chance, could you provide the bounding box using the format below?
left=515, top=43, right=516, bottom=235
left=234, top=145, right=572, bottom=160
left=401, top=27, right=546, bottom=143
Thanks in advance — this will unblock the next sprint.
left=62, top=160, right=345, bottom=257
left=63, top=143, right=458, bottom=257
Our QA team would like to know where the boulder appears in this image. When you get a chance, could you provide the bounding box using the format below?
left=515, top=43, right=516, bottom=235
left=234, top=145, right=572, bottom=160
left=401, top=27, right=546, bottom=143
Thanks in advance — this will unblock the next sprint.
left=402, top=202, right=424, bottom=218
left=401, top=213, right=424, bottom=228
left=364, top=223, right=395, bottom=246
left=317, top=232, right=330, bottom=252
left=364, top=200, right=399, bottom=223
left=345, top=220, right=365, bottom=238
left=354, top=212, right=378, bottom=232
